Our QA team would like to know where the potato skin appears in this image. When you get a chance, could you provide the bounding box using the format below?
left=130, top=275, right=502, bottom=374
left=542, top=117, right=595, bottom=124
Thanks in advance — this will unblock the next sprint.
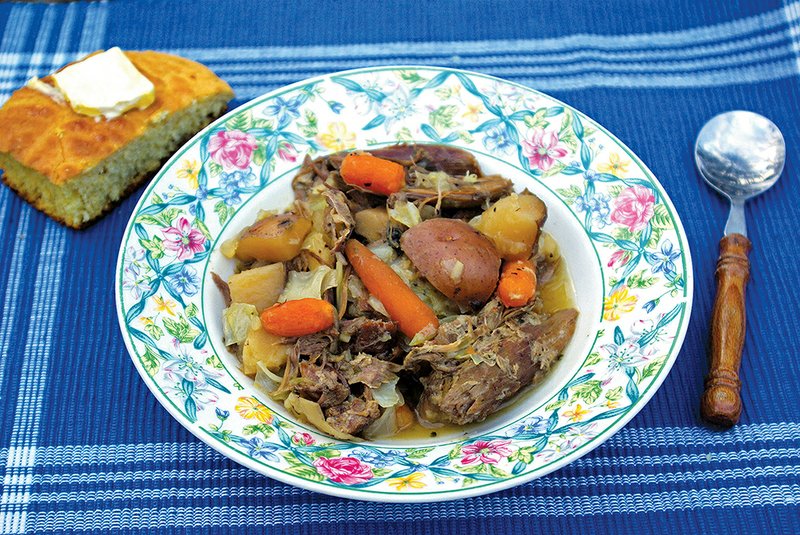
left=475, top=192, right=547, bottom=260
left=400, top=218, right=500, bottom=308
left=235, top=213, right=312, bottom=262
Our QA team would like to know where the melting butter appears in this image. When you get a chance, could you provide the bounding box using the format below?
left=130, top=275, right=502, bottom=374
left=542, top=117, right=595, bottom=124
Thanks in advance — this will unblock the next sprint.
left=50, top=47, right=155, bottom=120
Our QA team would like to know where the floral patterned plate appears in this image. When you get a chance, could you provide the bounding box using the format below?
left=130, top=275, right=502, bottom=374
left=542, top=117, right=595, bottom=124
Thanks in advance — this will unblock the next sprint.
left=115, top=66, right=693, bottom=502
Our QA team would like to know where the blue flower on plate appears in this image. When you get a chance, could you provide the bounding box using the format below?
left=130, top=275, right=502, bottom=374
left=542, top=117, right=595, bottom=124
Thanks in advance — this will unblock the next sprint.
left=354, top=448, right=405, bottom=467
left=263, top=95, right=304, bottom=129
left=482, top=125, right=515, bottom=154
left=123, top=263, right=151, bottom=301
left=168, top=265, right=200, bottom=297
left=509, top=415, right=548, bottom=438
left=645, top=239, right=680, bottom=277
left=220, top=169, right=255, bottom=206
left=244, top=437, right=280, bottom=462
left=575, top=193, right=611, bottom=228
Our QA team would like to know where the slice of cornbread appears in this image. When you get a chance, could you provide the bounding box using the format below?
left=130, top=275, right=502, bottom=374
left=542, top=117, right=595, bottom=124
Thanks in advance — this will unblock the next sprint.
left=0, top=50, right=234, bottom=228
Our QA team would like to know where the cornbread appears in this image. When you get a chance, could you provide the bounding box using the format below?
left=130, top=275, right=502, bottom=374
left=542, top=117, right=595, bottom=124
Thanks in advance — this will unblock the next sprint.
left=0, top=50, right=234, bottom=228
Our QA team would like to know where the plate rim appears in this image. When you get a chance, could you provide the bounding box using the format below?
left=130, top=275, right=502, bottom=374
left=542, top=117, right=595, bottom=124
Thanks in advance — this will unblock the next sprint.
left=115, top=64, right=694, bottom=502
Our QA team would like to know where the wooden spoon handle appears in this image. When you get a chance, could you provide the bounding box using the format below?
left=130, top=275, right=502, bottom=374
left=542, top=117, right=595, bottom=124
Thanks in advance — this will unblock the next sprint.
left=701, top=233, right=751, bottom=427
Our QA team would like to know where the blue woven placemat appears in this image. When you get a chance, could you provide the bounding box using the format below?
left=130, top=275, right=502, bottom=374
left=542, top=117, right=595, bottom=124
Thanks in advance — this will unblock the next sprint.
left=0, top=1, right=798, bottom=533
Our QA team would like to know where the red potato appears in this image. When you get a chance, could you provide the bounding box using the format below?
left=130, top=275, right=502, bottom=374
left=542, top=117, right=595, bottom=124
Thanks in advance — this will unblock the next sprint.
left=400, top=218, right=501, bottom=308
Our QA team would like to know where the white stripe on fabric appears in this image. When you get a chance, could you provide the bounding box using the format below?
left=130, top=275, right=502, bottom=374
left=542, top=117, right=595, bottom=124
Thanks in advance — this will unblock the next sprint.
left=47, top=2, right=77, bottom=76
left=27, top=463, right=800, bottom=502
left=224, top=57, right=799, bottom=96
left=1, top=422, right=796, bottom=467
left=28, top=447, right=800, bottom=487
left=0, top=0, right=56, bottom=402
left=0, top=225, right=65, bottom=534
left=24, top=484, right=800, bottom=531
left=784, top=2, right=800, bottom=72
left=0, top=4, right=107, bottom=532
left=0, top=3, right=795, bottom=95
left=77, top=2, right=107, bottom=53
left=175, top=3, right=799, bottom=60
left=0, top=209, right=29, bottom=394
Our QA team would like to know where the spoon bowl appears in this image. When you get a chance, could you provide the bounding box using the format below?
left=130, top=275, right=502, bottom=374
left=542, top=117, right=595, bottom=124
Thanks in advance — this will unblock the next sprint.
left=695, top=110, right=785, bottom=201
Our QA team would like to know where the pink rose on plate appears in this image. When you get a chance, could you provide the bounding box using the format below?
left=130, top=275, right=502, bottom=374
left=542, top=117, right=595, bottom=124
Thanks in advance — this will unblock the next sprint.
left=291, top=432, right=315, bottom=446
left=161, top=217, right=206, bottom=260
left=610, top=185, right=655, bottom=232
left=521, top=128, right=568, bottom=171
left=461, top=439, right=514, bottom=465
left=208, top=130, right=258, bottom=170
left=313, top=456, right=373, bottom=485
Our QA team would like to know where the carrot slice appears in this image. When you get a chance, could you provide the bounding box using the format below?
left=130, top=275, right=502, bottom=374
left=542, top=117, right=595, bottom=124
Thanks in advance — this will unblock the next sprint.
left=497, top=260, right=537, bottom=307
left=340, top=153, right=406, bottom=196
left=344, top=239, right=439, bottom=338
left=260, top=298, right=336, bottom=337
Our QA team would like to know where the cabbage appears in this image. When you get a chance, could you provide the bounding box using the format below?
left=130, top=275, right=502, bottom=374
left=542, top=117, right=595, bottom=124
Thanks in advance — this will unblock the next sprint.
left=371, top=377, right=401, bottom=408
left=279, top=265, right=337, bottom=302
left=284, top=393, right=359, bottom=441
left=415, top=170, right=455, bottom=192
left=388, top=201, right=422, bottom=228
left=254, top=361, right=283, bottom=394
left=222, top=303, right=260, bottom=346
left=362, top=406, right=398, bottom=440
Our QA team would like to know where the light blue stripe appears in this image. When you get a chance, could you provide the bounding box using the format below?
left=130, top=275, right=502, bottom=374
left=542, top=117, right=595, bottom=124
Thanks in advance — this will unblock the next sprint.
left=0, top=223, right=65, bottom=535
left=31, top=447, right=800, bottom=487
left=47, top=2, right=78, bottom=73
left=0, top=210, right=30, bottom=401
left=214, top=43, right=794, bottom=83
left=15, top=422, right=800, bottom=467
left=0, top=5, right=33, bottom=51
left=175, top=3, right=798, bottom=61
left=77, top=2, right=107, bottom=53
left=223, top=57, right=798, bottom=95
left=24, top=484, right=800, bottom=530
left=29, top=460, right=800, bottom=491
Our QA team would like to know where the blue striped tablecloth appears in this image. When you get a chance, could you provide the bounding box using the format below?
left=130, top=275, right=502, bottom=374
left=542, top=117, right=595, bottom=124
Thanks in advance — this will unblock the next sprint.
left=1, top=1, right=799, bottom=533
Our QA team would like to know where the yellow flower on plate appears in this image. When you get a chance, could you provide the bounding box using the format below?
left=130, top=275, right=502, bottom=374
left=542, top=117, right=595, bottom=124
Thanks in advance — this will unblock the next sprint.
left=318, top=122, right=356, bottom=151
left=176, top=159, right=200, bottom=189
left=235, top=396, right=273, bottom=424
left=603, top=286, right=637, bottom=321
left=563, top=404, right=589, bottom=422
left=597, top=152, right=630, bottom=177
left=606, top=400, right=620, bottom=409
left=153, top=295, right=177, bottom=316
left=387, top=472, right=426, bottom=490
left=462, top=103, right=482, bottom=122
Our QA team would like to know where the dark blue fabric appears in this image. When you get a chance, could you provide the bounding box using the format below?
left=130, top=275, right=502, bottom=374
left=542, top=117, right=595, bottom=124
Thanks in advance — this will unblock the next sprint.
left=0, top=1, right=799, bottom=533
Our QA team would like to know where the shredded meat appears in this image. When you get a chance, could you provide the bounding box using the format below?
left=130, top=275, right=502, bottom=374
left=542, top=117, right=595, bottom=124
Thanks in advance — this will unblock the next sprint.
left=322, top=188, right=354, bottom=251
left=339, top=353, right=400, bottom=388
left=211, top=272, right=231, bottom=307
left=325, top=397, right=381, bottom=436
left=294, top=362, right=350, bottom=409
left=340, top=317, right=397, bottom=356
left=406, top=304, right=578, bottom=425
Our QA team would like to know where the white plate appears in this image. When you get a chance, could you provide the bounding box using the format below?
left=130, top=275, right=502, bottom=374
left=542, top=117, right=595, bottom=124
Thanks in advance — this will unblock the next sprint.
left=116, top=66, right=693, bottom=502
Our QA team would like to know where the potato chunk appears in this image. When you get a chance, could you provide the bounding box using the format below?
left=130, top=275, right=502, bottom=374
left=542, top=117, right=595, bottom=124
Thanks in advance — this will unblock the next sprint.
left=228, top=263, right=285, bottom=312
left=235, top=213, right=312, bottom=262
left=475, top=192, right=547, bottom=260
left=242, top=326, right=290, bottom=375
left=354, top=207, right=390, bottom=243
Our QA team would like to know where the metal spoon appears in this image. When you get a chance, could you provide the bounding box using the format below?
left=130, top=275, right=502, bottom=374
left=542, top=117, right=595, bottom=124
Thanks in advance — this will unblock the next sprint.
left=694, top=110, right=785, bottom=427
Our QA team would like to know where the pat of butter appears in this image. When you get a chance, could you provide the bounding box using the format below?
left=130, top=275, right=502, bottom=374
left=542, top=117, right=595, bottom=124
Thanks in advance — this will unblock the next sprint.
left=52, top=47, right=155, bottom=120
